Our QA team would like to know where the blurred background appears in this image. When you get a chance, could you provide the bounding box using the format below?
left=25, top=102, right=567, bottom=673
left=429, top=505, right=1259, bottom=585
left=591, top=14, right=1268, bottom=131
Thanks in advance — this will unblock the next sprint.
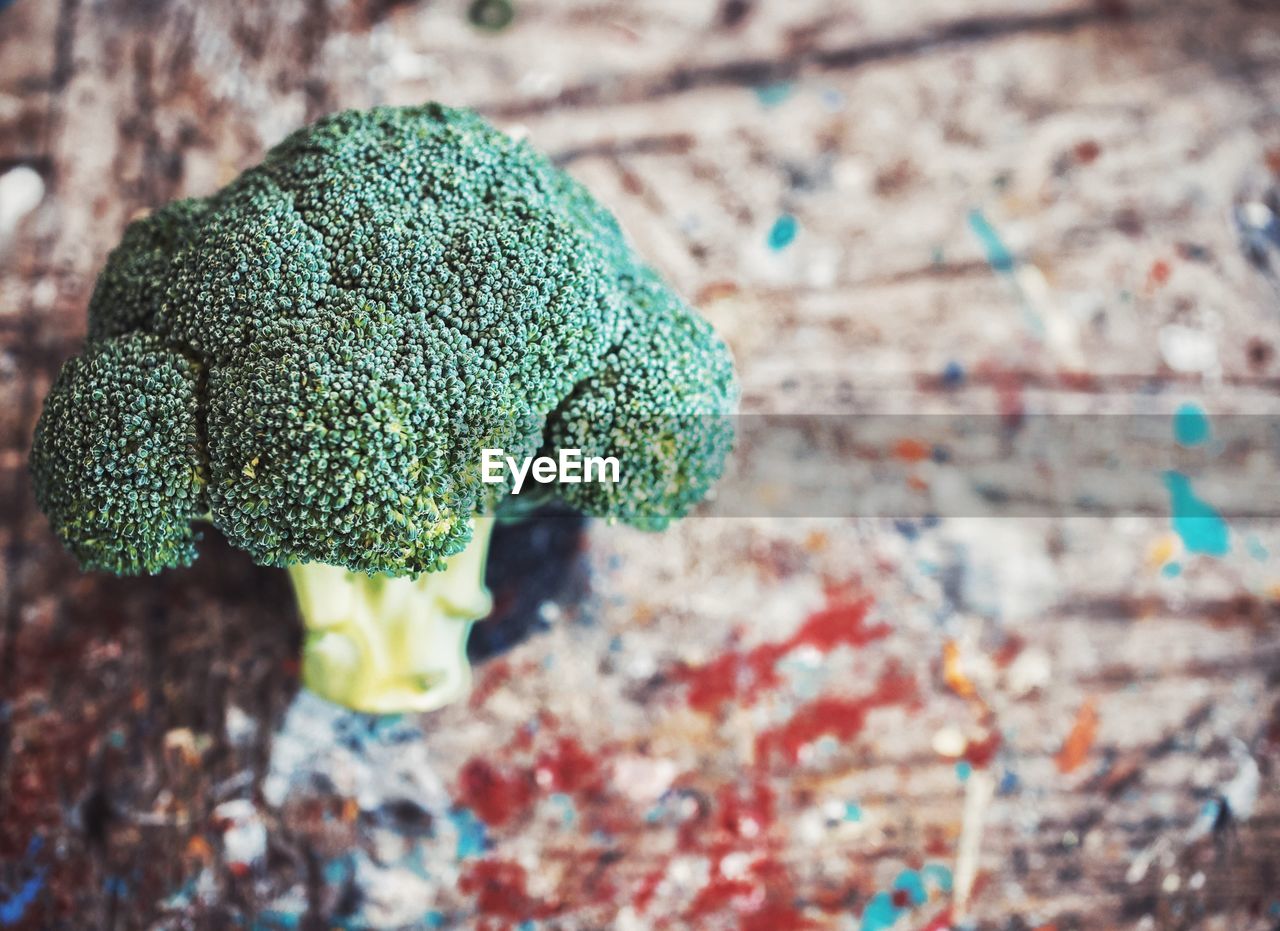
left=3, top=0, right=1280, bottom=928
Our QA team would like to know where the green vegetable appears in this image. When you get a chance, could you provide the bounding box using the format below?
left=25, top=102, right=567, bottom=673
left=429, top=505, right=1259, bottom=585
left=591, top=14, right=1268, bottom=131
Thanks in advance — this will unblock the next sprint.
left=31, top=104, right=736, bottom=712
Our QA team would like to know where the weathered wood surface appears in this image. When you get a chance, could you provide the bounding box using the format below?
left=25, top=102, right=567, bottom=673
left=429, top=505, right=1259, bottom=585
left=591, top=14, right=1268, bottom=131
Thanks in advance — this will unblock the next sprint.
left=2, top=0, right=1280, bottom=928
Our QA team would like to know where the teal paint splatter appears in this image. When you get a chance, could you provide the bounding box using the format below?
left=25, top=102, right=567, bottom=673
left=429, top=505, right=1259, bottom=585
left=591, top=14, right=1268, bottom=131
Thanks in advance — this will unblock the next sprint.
left=1173, top=403, right=1210, bottom=446
left=1164, top=471, right=1230, bottom=556
left=955, top=760, right=972, bottom=782
left=844, top=801, right=862, bottom=822
left=449, top=808, right=487, bottom=859
left=425, top=912, right=446, bottom=928
left=922, top=863, right=953, bottom=893
left=754, top=82, right=793, bottom=108
left=968, top=208, right=1044, bottom=336
left=967, top=208, right=1015, bottom=273
left=768, top=214, right=798, bottom=250
left=1161, top=561, right=1182, bottom=578
left=548, top=792, right=577, bottom=828
left=1248, top=536, right=1268, bottom=561
left=892, top=869, right=928, bottom=906
left=254, top=912, right=302, bottom=930
left=859, top=891, right=901, bottom=931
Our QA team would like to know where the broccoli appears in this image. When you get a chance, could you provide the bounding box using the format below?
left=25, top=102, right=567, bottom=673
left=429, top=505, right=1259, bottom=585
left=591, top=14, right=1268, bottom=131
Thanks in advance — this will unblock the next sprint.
left=30, top=104, right=737, bottom=713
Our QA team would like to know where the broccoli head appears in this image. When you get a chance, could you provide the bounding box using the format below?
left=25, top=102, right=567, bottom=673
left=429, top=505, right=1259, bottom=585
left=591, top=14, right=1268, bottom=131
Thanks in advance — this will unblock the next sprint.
left=31, top=104, right=737, bottom=712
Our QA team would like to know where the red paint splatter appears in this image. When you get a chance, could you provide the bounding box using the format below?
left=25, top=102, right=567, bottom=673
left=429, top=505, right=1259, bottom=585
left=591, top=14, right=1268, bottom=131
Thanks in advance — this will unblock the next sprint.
left=632, top=865, right=667, bottom=914
left=924, top=828, right=951, bottom=857
left=893, top=438, right=931, bottom=463
left=715, top=780, right=776, bottom=837
left=1148, top=259, right=1171, bottom=288
left=961, top=730, right=1002, bottom=768
left=457, top=758, right=536, bottom=827
left=683, top=842, right=818, bottom=929
left=1056, top=369, right=1098, bottom=392
left=993, top=634, right=1025, bottom=668
left=973, top=363, right=1026, bottom=430
left=685, top=867, right=758, bottom=919
left=459, top=859, right=558, bottom=922
left=793, top=601, right=889, bottom=652
left=754, top=664, right=918, bottom=766
left=469, top=658, right=513, bottom=710
left=740, top=901, right=821, bottom=930
left=679, top=600, right=889, bottom=714
left=681, top=645, right=777, bottom=714
left=919, top=907, right=954, bottom=931
left=1073, top=139, right=1101, bottom=164
left=444, top=596, right=924, bottom=928
left=535, top=737, right=603, bottom=795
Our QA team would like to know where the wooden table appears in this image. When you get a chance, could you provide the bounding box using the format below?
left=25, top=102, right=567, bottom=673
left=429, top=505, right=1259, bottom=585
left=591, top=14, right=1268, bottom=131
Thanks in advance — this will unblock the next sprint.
left=2, top=1, right=1279, bottom=927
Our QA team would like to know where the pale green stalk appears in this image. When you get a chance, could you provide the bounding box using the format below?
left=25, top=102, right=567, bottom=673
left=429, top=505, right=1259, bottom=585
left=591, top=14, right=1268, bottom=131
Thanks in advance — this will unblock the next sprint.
left=288, top=516, right=495, bottom=713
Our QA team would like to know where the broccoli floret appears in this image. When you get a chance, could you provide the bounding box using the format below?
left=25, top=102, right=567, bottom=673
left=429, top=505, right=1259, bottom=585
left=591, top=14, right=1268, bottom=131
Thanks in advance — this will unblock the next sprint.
left=544, top=266, right=737, bottom=529
left=31, top=333, right=207, bottom=574
left=87, top=198, right=210, bottom=341
left=31, top=103, right=737, bottom=712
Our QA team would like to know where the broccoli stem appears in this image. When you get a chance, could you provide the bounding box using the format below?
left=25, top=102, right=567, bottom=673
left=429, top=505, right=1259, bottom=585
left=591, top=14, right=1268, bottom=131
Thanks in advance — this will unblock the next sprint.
left=287, top=516, right=495, bottom=713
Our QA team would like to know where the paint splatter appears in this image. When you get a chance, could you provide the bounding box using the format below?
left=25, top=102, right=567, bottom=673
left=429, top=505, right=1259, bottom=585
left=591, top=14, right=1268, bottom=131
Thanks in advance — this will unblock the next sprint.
left=754, top=665, right=916, bottom=765
left=0, top=839, right=46, bottom=927
left=1073, top=139, right=1101, bottom=164
left=919, top=908, right=955, bottom=931
left=1055, top=699, right=1099, bottom=774
left=859, top=864, right=952, bottom=931
left=678, top=600, right=889, bottom=713
left=893, top=437, right=931, bottom=463
left=449, top=808, right=488, bottom=859
left=922, top=863, right=953, bottom=893
left=534, top=737, right=602, bottom=795
left=1148, top=258, right=1172, bottom=288
left=459, top=859, right=558, bottom=922
left=859, top=891, right=900, bottom=931
left=1164, top=471, right=1230, bottom=556
left=754, top=82, right=793, bottom=108
left=767, top=213, right=799, bottom=250
left=941, top=360, right=965, bottom=387
left=941, top=640, right=976, bottom=698
left=967, top=208, right=1015, bottom=273
left=1173, top=403, right=1209, bottom=446
left=893, top=869, right=928, bottom=906
left=457, top=758, right=536, bottom=827
left=468, top=0, right=514, bottom=31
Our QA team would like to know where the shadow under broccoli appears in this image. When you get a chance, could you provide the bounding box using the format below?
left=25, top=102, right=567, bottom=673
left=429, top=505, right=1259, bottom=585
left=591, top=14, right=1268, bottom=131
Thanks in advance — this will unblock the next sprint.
left=30, top=104, right=737, bottom=713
